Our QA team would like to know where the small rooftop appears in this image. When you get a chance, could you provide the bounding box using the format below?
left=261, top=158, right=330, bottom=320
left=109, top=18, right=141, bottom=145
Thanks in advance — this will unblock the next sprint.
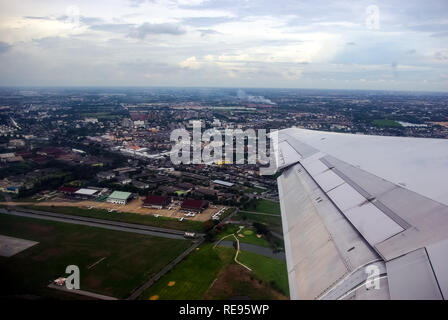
left=212, top=180, right=234, bottom=187
left=108, top=191, right=132, bottom=200
left=74, top=188, right=98, bottom=196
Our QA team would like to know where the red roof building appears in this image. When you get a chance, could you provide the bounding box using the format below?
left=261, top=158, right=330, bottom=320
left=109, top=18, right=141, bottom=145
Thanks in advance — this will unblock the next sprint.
left=143, top=195, right=171, bottom=208
left=59, top=186, right=79, bottom=195
left=181, top=199, right=209, bottom=212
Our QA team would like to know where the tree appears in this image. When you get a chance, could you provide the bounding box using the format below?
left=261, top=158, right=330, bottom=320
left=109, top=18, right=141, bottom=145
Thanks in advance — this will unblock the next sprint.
left=252, top=222, right=268, bottom=235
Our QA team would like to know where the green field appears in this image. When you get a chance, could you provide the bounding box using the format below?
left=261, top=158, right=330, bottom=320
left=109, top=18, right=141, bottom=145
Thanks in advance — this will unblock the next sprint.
left=372, top=119, right=402, bottom=127
left=244, top=186, right=266, bottom=194
left=247, top=199, right=281, bottom=215
left=19, top=205, right=205, bottom=232
left=217, top=225, right=271, bottom=248
left=0, top=214, right=191, bottom=299
left=238, top=250, right=289, bottom=296
left=139, top=243, right=235, bottom=300
left=139, top=243, right=289, bottom=300
left=238, top=212, right=283, bottom=229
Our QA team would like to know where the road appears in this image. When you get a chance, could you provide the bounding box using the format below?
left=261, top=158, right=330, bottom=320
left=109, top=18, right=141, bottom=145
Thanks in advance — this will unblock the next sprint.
left=0, top=207, right=196, bottom=240
left=239, top=210, right=281, bottom=217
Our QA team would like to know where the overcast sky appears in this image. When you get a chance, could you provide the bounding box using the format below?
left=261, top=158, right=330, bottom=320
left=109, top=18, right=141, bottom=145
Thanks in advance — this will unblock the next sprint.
left=0, top=0, right=447, bottom=91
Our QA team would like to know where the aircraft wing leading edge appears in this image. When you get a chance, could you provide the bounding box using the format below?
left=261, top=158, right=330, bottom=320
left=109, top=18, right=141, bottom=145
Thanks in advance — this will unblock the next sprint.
left=276, top=128, right=448, bottom=300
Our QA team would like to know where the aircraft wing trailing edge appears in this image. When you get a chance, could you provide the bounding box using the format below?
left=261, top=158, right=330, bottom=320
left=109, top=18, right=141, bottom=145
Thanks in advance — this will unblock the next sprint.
left=275, top=128, right=448, bottom=300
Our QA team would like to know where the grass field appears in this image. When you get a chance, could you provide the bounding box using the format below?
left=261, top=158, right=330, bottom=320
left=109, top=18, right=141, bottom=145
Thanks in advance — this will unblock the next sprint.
left=244, top=186, right=266, bottom=194
left=238, top=250, right=289, bottom=296
left=248, top=199, right=281, bottom=215
left=139, top=242, right=288, bottom=300
left=204, top=264, right=287, bottom=300
left=238, top=212, right=283, bottom=229
left=217, top=225, right=271, bottom=248
left=139, top=243, right=235, bottom=300
left=0, top=214, right=191, bottom=299
left=372, top=119, right=402, bottom=128
left=19, top=205, right=205, bottom=232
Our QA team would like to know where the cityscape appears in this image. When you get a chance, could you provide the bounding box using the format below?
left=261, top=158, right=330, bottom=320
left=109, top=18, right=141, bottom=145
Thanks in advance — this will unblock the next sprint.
left=0, top=0, right=448, bottom=309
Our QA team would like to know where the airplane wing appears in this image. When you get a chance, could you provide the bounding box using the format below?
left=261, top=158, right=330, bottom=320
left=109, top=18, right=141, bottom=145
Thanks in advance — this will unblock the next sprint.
left=274, top=128, right=448, bottom=300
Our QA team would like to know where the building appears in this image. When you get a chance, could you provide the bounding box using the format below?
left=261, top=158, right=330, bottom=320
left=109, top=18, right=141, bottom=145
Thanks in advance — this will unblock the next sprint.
left=6, top=156, right=24, bottom=163
left=194, top=188, right=217, bottom=197
left=97, top=171, right=116, bottom=180
left=9, top=139, right=25, bottom=147
left=133, top=180, right=150, bottom=190
left=181, top=199, right=209, bottom=212
left=106, top=191, right=133, bottom=205
left=118, top=176, right=132, bottom=185
left=0, top=179, right=21, bottom=194
left=0, top=153, right=15, bottom=162
left=143, top=195, right=171, bottom=209
left=73, top=188, right=99, bottom=200
left=59, top=186, right=79, bottom=196
left=212, top=180, right=234, bottom=188
left=84, top=118, right=98, bottom=124
left=133, top=120, right=145, bottom=128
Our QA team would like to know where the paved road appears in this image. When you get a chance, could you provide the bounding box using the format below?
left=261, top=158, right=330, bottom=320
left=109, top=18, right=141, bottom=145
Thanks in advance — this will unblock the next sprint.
left=126, top=237, right=205, bottom=300
left=270, top=231, right=284, bottom=240
left=217, top=240, right=285, bottom=261
left=0, top=207, right=193, bottom=240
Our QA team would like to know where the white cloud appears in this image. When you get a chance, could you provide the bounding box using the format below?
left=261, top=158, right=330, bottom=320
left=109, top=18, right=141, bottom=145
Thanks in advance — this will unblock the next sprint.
left=179, top=56, right=201, bottom=69
left=0, top=0, right=447, bottom=91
